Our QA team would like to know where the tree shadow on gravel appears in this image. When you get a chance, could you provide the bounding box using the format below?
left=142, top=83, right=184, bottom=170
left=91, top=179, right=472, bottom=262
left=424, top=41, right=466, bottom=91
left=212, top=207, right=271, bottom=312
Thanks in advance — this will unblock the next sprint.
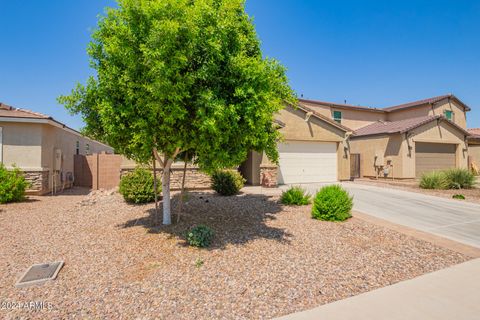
left=118, top=192, right=291, bottom=249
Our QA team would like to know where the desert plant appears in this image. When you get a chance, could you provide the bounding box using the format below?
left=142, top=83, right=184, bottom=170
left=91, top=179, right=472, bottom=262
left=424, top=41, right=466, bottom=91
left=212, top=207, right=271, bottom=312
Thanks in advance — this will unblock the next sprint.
left=452, top=194, right=465, bottom=200
left=211, top=170, right=245, bottom=196
left=444, top=168, right=475, bottom=189
left=119, top=168, right=160, bottom=204
left=194, top=257, right=204, bottom=268
left=280, top=186, right=311, bottom=205
left=0, top=165, right=30, bottom=204
left=186, top=225, right=214, bottom=248
left=419, top=171, right=448, bottom=190
left=311, top=185, right=353, bottom=221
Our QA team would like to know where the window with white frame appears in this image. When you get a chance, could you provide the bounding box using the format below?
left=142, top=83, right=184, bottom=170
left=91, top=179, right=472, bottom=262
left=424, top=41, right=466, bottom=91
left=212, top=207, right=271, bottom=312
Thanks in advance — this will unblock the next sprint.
left=333, top=110, right=342, bottom=124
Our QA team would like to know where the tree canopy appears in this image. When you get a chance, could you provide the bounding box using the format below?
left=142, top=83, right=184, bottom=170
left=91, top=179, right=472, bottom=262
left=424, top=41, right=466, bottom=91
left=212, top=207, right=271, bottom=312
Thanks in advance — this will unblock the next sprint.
left=59, top=0, right=295, bottom=223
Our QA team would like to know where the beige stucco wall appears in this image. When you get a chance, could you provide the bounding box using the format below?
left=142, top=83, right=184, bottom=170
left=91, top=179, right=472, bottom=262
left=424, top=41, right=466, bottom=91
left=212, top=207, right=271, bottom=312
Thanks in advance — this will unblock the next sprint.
left=300, top=101, right=385, bottom=130
left=405, top=120, right=467, bottom=178
left=277, top=106, right=346, bottom=142
left=387, top=100, right=467, bottom=129
left=0, top=122, right=43, bottom=169
left=351, top=120, right=468, bottom=179
left=469, top=143, right=480, bottom=170
left=41, top=124, right=114, bottom=189
left=350, top=134, right=405, bottom=178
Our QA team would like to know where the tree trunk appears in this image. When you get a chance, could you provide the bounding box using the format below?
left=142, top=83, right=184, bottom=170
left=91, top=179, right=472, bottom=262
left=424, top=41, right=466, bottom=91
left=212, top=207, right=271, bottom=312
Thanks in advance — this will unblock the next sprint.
left=162, top=160, right=173, bottom=225
left=153, top=147, right=180, bottom=226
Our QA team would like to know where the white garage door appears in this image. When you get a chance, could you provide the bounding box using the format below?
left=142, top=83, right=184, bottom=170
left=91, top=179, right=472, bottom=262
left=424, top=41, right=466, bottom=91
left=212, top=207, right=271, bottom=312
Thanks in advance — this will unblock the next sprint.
left=277, top=141, right=338, bottom=184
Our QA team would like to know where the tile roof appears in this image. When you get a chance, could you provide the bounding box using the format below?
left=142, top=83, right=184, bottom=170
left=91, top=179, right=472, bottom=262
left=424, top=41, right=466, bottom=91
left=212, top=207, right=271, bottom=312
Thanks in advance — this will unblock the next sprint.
left=383, top=94, right=471, bottom=112
left=0, top=102, right=51, bottom=119
left=300, top=94, right=471, bottom=114
left=298, top=98, right=383, bottom=112
left=468, top=128, right=480, bottom=139
left=353, top=115, right=470, bottom=137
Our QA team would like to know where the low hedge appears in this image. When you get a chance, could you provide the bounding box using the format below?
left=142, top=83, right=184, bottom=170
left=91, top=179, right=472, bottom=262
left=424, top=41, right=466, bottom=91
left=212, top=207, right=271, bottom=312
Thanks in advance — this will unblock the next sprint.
left=0, top=165, right=29, bottom=204
left=280, top=186, right=311, bottom=205
left=119, top=167, right=161, bottom=204
left=211, top=170, right=245, bottom=196
left=311, top=185, right=353, bottom=222
left=420, top=168, right=474, bottom=190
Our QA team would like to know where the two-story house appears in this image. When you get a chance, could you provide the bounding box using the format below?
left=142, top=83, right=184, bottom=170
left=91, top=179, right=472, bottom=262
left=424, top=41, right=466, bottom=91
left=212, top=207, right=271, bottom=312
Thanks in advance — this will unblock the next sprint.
left=241, top=94, right=473, bottom=186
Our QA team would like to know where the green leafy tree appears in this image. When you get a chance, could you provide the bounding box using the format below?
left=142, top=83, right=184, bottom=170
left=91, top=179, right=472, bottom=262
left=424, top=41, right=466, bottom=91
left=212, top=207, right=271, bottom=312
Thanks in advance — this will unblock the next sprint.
left=59, top=0, right=295, bottom=224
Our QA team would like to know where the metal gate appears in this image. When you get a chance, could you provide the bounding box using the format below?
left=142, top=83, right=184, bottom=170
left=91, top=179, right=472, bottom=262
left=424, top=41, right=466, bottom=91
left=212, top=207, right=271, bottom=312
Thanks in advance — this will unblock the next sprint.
left=350, top=153, right=361, bottom=179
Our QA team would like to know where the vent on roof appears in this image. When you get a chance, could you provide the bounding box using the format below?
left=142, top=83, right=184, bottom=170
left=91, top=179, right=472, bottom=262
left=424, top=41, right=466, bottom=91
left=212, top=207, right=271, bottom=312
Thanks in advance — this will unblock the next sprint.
left=15, top=261, right=64, bottom=288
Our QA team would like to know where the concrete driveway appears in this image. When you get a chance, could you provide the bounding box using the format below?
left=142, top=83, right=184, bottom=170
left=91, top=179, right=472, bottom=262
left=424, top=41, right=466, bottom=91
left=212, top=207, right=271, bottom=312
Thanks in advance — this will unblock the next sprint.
left=281, top=182, right=480, bottom=248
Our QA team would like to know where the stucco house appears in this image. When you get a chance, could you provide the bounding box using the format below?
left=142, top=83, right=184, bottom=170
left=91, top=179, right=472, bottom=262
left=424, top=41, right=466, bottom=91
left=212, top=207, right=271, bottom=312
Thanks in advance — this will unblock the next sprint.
left=241, top=94, right=474, bottom=186
left=0, top=102, right=114, bottom=194
left=468, top=128, right=480, bottom=170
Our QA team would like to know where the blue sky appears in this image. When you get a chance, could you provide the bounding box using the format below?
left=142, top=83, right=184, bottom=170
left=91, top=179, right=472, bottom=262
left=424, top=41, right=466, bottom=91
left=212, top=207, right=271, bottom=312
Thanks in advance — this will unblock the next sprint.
left=1, top=0, right=479, bottom=129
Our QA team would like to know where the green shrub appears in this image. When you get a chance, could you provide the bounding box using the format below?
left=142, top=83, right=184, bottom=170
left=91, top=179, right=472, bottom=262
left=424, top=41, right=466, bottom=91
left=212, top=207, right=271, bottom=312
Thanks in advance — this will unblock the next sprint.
left=452, top=194, right=465, bottom=200
left=186, top=225, right=214, bottom=248
left=119, top=168, right=160, bottom=204
left=419, top=171, right=448, bottom=190
left=280, top=186, right=311, bottom=205
left=211, top=170, right=245, bottom=196
left=444, top=168, right=475, bottom=189
left=0, top=165, right=29, bottom=204
left=311, top=185, right=353, bottom=221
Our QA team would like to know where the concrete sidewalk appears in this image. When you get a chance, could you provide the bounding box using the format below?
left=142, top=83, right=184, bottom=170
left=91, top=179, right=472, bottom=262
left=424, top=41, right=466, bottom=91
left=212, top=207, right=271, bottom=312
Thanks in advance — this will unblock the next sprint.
left=275, top=258, right=480, bottom=320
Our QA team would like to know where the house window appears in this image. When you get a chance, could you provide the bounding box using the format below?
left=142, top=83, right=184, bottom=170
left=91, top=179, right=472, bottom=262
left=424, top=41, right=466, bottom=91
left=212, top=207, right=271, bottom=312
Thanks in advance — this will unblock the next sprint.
left=333, top=111, right=342, bottom=123
left=444, top=110, right=454, bottom=121
left=86, top=144, right=90, bottom=155
left=76, top=141, right=80, bottom=155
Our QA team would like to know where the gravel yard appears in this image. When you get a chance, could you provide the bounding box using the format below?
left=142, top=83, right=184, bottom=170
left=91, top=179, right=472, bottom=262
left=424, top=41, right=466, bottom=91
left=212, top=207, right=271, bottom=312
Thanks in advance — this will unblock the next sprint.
left=354, top=179, right=480, bottom=204
left=0, top=188, right=469, bottom=319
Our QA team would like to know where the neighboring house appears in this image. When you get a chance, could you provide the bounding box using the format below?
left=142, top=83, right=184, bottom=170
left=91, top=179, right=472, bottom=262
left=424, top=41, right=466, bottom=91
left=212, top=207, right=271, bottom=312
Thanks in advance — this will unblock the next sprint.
left=0, top=102, right=114, bottom=194
left=468, top=128, right=480, bottom=170
left=241, top=94, right=473, bottom=186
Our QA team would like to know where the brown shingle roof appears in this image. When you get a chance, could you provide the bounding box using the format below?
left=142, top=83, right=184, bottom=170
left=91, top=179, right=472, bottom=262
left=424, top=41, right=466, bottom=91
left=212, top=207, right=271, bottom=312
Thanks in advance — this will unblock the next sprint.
left=353, top=115, right=470, bottom=137
left=0, top=102, right=51, bottom=119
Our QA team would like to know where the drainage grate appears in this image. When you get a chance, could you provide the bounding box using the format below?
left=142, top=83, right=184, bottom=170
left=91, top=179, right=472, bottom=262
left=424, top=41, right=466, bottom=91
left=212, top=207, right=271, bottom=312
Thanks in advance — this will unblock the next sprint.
left=16, top=261, right=64, bottom=288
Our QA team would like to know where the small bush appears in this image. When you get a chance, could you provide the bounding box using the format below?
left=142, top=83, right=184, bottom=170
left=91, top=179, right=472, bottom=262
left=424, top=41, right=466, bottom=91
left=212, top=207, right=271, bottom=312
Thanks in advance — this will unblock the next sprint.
left=419, top=171, right=448, bottom=190
left=280, top=186, right=311, bottom=205
left=119, top=168, right=160, bottom=204
left=311, top=185, right=353, bottom=222
left=211, top=170, right=245, bottom=196
left=444, top=168, right=475, bottom=189
left=0, top=165, right=29, bottom=204
left=452, top=194, right=465, bottom=200
left=186, top=225, right=214, bottom=248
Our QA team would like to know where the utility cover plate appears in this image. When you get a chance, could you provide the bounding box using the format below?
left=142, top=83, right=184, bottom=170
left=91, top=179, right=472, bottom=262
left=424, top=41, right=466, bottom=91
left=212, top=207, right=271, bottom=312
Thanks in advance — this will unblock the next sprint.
left=15, top=261, right=64, bottom=288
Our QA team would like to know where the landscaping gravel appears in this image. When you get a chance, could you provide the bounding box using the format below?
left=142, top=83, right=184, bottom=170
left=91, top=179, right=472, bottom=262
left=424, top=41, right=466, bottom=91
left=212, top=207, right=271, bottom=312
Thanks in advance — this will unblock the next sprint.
left=0, top=188, right=469, bottom=319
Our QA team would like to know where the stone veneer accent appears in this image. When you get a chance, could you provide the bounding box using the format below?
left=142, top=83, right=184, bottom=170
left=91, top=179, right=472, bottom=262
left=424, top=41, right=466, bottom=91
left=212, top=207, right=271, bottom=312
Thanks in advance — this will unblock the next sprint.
left=260, top=165, right=278, bottom=188
left=121, top=167, right=211, bottom=190
left=24, top=170, right=49, bottom=194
